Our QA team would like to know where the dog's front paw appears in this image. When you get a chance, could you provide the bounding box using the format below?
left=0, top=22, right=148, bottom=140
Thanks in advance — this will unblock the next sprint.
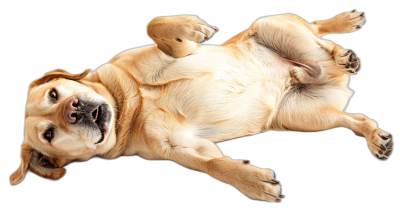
left=156, top=16, right=218, bottom=44
left=335, top=49, right=360, bottom=74
left=207, top=158, right=284, bottom=202
left=368, top=129, right=393, bottom=160
left=239, top=166, right=284, bottom=202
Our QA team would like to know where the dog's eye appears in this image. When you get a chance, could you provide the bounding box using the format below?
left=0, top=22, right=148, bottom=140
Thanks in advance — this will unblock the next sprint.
left=49, top=88, right=57, bottom=100
left=44, top=128, right=54, bottom=142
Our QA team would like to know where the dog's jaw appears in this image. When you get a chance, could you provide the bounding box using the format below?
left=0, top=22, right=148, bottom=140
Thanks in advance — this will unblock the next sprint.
left=94, top=104, right=114, bottom=147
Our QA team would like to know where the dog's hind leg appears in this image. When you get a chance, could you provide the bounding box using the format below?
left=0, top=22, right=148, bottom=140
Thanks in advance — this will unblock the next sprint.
left=225, top=14, right=332, bottom=83
left=148, top=16, right=218, bottom=58
left=311, top=10, right=365, bottom=74
left=311, top=10, right=366, bottom=37
left=273, top=105, right=393, bottom=160
left=225, top=12, right=363, bottom=79
left=316, top=39, right=361, bottom=75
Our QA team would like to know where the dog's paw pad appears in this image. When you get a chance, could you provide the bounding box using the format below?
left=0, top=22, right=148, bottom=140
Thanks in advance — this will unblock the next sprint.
left=336, top=49, right=361, bottom=74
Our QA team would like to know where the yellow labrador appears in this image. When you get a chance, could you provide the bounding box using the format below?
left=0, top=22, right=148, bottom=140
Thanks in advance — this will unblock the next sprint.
left=10, top=11, right=393, bottom=202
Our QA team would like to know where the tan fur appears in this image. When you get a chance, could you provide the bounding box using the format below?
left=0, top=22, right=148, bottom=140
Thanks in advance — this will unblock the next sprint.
left=10, top=11, right=393, bottom=202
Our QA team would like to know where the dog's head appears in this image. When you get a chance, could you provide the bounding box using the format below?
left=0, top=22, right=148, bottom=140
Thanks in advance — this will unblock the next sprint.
left=10, top=69, right=117, bottom=185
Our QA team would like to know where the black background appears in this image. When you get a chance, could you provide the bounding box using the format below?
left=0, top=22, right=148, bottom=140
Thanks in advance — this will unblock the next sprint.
left=2, top=1, right=400, bottom=221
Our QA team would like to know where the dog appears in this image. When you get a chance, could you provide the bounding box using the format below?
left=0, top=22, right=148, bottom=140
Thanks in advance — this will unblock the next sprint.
left=10, top=10, right=393, bottom=202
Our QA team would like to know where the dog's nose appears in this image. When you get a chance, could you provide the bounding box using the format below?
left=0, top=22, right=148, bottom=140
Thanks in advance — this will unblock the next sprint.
left=65, top=98, right=79, bottom=123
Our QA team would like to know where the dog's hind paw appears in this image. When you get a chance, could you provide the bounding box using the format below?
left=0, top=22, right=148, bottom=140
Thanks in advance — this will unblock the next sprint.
left=335, top=49, right=361, bottom=74
left=368, top=130, right=393, bottom=160
left=345, top=10, right=366, bottom=32
left=332, top=10, right=366, bottom=33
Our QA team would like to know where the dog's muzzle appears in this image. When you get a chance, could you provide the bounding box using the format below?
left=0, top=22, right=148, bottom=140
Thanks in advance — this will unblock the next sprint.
left=64, top=97, right=111, bottom=144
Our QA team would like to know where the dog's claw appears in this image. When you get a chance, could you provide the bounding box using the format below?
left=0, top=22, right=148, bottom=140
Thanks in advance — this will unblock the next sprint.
left=272, top=180, right=280, bottom=184
left=382, top=139, right=393, bottom=149
left=380, top=133, right=392, bottom=140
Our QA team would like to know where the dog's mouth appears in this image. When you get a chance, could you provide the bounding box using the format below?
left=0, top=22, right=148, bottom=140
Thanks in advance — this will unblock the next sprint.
left=91, top=104, right=108, bottom=144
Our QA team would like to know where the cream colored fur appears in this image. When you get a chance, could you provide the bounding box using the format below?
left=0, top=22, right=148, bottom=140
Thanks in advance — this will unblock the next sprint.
left=10, top=11, right=393, bottom=203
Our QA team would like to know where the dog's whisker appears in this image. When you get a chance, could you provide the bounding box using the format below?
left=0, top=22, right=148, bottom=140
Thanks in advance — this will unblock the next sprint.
left=115, top=119, right=123, bottom=127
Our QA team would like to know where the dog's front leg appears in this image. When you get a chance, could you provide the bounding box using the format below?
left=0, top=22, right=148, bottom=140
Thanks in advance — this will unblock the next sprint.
left=142, top=111, right=283, bottom=202
left=148, top=15, right=218, bottom=58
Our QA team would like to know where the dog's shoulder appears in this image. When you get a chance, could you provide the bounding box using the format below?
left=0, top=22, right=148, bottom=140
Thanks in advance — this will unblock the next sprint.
left=97, top=45, right=228, bottom=87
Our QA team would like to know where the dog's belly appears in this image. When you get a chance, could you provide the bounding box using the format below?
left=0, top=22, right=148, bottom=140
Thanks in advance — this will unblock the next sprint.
left=143, top=48, right=290, bottom=142
left=192, top=79, right=280, bottom=142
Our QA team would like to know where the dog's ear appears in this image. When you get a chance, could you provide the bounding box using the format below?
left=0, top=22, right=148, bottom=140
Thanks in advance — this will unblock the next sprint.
left=10, top=143, right=33, bottom=185
left=29, top=150, right=66, bottom=181
left=10, top=143, right=66, bottom=185
left=30, top=69, right=90, bottom=88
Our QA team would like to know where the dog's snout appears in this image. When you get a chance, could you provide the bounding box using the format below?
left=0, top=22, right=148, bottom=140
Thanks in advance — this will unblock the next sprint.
left=65, top=98, right=80, bottom=123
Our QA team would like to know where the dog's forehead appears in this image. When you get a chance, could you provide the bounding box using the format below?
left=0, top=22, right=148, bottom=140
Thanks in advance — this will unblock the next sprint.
left=28, top=79, right=79, bottom=101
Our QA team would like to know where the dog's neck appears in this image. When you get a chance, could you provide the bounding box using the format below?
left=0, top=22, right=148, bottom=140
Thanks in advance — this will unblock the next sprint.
left=82, top=66, right=143, bottom=159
